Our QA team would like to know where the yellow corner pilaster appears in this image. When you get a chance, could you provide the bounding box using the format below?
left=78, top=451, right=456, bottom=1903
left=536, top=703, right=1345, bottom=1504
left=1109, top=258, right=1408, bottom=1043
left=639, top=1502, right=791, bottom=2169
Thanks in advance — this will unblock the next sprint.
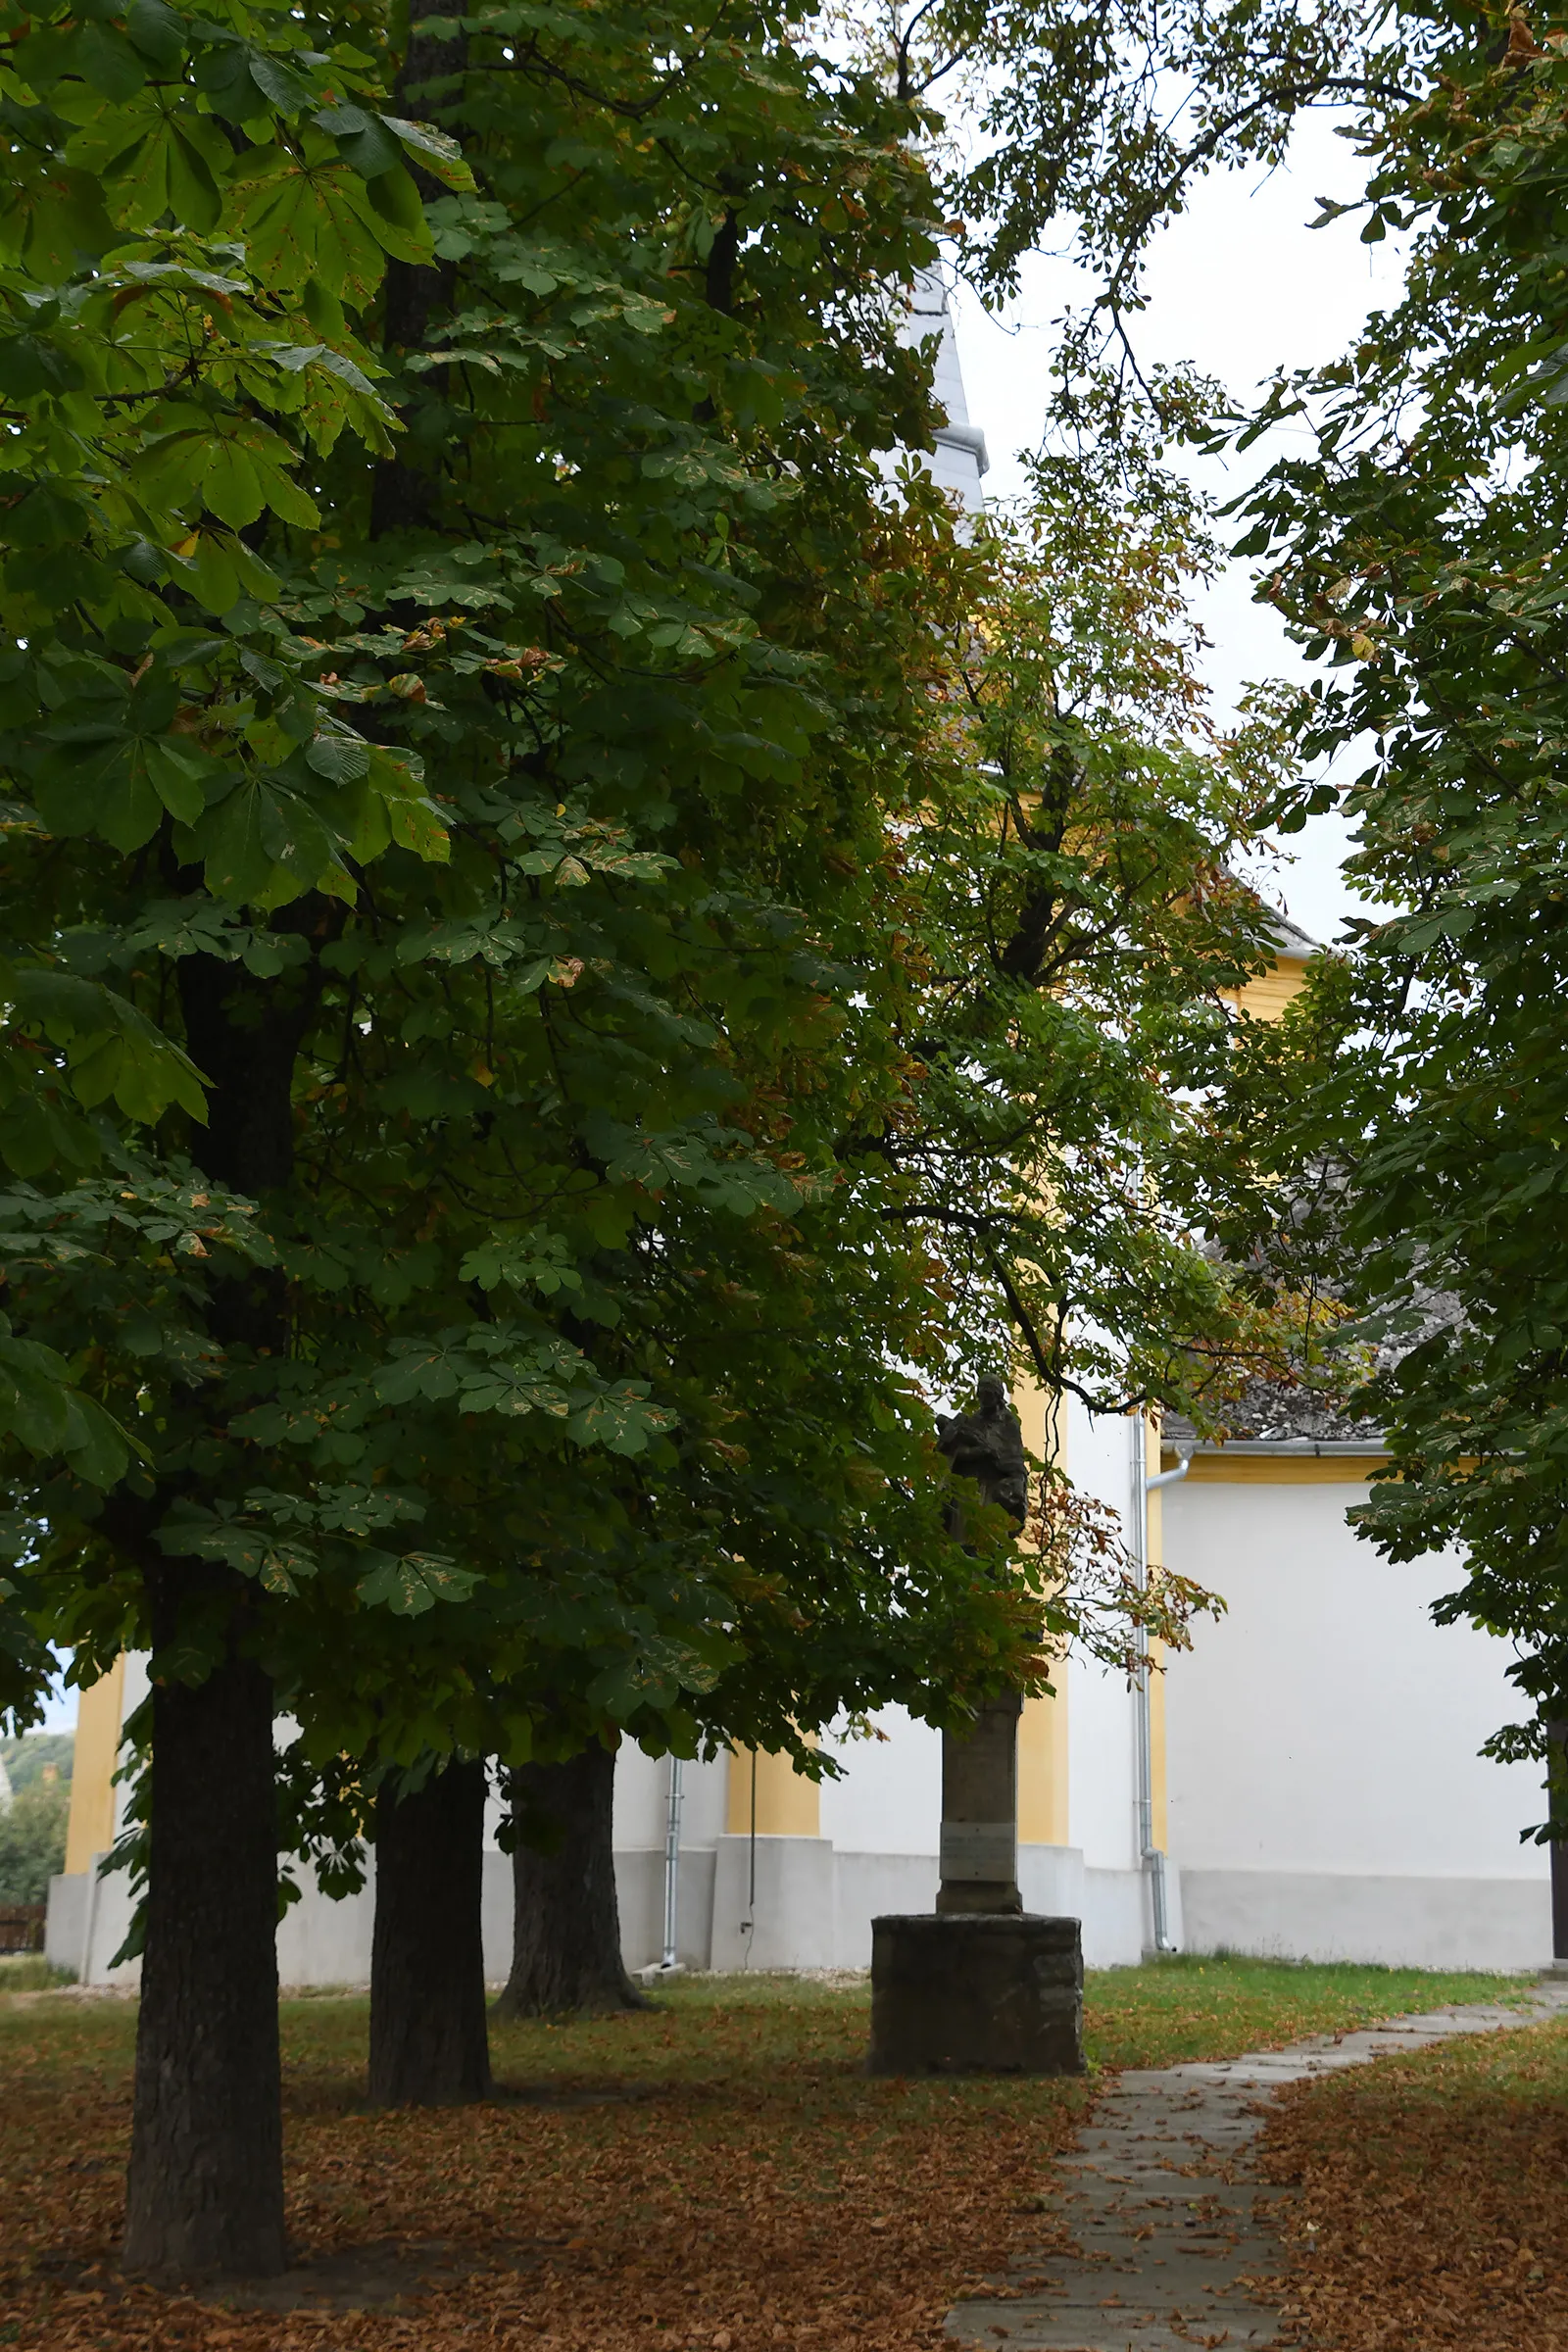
left=1017, top=1683, right=1069, bottom=1845
left=64, top=1654, right=124, bottom=1876
left=725, top=1741, right=821, bottom=1838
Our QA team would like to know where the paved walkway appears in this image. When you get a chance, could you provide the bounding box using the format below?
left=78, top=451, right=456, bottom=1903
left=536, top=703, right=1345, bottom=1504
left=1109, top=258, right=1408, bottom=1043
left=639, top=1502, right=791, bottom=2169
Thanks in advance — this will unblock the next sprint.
left=948, top=1980, right=1568, bottom=2352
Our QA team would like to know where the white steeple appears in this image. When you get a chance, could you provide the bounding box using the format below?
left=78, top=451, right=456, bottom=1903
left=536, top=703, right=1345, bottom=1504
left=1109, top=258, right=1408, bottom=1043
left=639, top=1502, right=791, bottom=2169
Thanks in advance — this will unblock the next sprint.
left=904, top=271, right=990, bottom=512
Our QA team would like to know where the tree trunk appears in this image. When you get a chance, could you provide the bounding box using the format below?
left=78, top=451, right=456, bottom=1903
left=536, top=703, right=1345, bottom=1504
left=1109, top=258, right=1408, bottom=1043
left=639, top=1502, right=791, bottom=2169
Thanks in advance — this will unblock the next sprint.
left=495, top=1746, right=650, bottom=2018
left=121, top=936, right=325, bottom=2275
left=368, top=1758, right=492, bottom=2105
left=122, top=1563, right=285, bottom=2279
left=369, top=0, right=467, bottom=541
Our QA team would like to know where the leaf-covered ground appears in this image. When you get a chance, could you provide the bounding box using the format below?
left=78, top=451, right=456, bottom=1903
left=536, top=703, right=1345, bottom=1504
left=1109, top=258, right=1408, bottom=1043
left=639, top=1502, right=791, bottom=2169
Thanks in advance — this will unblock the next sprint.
left=0, top=1960, right=1525, bottom=2352
left=1261, top=2011, right=1568, bottom=2350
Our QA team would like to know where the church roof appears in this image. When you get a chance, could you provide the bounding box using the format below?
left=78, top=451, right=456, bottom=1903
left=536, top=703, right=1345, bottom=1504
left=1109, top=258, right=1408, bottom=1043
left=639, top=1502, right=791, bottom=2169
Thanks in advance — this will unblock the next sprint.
left=1263, top=907, right=1319, bottom=960
left=1163, top=1387, right=1386, bottom=1451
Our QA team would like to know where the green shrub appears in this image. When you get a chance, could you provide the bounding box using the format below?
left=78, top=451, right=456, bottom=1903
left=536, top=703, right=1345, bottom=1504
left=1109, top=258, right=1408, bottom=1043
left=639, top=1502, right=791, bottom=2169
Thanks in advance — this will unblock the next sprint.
left=0, top=1782, right=69, bottom=1905
left=0, top=1736, right=73, bottom=1796
left=0, top=1955, right=74, bottom=1991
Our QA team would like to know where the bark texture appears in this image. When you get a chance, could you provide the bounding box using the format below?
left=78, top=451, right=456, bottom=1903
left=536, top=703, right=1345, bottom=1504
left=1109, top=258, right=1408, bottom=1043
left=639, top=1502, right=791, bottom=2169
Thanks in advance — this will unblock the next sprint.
left=121, top=927, right=323, bottom=2274
left=496, top=1747, right=649, bottom=2018
left=368, top=1759, right=492, bottom=2106
left=122, top=1564, right=285, bottom=2278
left=368, top=0, right=466, bottom=541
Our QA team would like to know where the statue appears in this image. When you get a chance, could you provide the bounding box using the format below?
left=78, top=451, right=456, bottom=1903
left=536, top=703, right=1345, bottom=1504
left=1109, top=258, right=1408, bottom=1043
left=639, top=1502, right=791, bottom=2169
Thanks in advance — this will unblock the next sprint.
left=867, top=1368, right=1086, bottom=2079
left=937, top=1374, right=1029, bottom=1537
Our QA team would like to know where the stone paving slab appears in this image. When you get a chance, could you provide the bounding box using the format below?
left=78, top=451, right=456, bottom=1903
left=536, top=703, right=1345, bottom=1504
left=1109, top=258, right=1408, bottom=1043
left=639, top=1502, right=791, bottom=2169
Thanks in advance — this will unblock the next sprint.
left=947, top=1979, right=1568, bottom=2352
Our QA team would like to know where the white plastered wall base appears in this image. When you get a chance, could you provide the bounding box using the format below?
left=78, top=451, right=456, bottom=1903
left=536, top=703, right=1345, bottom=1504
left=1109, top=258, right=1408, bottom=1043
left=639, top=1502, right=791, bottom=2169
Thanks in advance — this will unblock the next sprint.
left=51, top=1850, right=520, bottom=1991
left=614, top=1847, right=717, bottom=1973
left=48, top=1837, right=1143, bottom=1986
left=1182, top=1866, right=1552, bottom=1972
left=709, top=1834, right=838, bottom=1971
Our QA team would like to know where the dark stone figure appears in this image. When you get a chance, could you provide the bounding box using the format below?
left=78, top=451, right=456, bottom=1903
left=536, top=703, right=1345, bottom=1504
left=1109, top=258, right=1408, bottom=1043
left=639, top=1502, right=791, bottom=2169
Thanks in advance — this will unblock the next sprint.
left=937, top=1373, right=1030, bottom=1536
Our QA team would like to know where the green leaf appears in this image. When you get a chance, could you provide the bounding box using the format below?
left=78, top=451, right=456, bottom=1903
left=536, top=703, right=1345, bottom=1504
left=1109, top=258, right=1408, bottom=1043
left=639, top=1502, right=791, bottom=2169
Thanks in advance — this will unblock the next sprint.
left=384, top=115, right=476, bottom=193
left=76, top=24, right=147, bottom=100
left=364, top=165, right=433, bottom=264
left=232, top=141, right=396, bottom=297
left=200, top=780, right=279, bottom=904
left=356, top=1553, right=479, bottom=1616
left=0, top=332, right=84, bottom=398
left=306, top=732, right=371, bottom=784
left=387, top=792, right=450, bottom=860
left=565, top=1384, right=677, bottom=1455
left=316, top=104, right=404, bottom=178
left=61, top=1393, right=134, bottom=1488
left=372, top=1342, right=459, bottom=1404
left=34, top=730, right=165, bottom=852
left=125, top=0, right=185, bottom=67
left=201, top=440, right=267, bottom=531
left=247, top=50, right=317, bottom=114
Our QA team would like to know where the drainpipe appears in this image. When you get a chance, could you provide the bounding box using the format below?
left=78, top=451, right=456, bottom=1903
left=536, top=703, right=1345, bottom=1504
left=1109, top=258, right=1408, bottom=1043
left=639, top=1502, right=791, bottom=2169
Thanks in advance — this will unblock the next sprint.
left=1132, top=1422, right=1192, bottom=1954
left=658, top=1757, right=684, bottom=1975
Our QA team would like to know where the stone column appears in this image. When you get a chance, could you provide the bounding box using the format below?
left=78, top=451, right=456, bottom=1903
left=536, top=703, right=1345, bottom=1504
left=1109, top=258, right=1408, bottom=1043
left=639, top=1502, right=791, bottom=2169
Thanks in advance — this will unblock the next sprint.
left=937, top=1694, right=1023, bottom=1914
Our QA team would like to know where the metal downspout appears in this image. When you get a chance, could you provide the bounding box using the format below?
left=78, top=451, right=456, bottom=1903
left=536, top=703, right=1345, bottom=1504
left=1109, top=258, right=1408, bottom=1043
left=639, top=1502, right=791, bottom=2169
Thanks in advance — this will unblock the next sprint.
left=658, top=1757, right=684, bottom=1974
left=1132, top=1423, right=1191, bottom=1954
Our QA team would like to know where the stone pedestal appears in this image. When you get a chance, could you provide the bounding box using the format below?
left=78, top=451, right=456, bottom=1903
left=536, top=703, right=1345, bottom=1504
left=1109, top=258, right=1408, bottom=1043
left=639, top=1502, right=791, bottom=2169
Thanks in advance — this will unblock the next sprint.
left=867, top=1912, right=1085, bottom=2076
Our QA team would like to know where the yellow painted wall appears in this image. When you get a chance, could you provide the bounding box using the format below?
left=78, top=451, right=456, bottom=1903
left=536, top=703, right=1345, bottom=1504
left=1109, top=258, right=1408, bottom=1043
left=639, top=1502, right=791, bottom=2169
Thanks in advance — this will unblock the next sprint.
left=1167, top=1450, right=1388, bottom=1485
left=1226, top=954, right=1308, bottom=1026
left=64, top=1655, right=124, bottom=1876
left=1013, top=1368, right=1069, bottom=1846
left=725, top=1741, right=821, bottom=1838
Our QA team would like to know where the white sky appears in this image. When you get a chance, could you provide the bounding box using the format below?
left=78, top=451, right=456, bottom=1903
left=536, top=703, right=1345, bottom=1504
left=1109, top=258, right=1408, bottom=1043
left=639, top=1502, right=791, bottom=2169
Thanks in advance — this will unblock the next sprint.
left=36, top=1656, right=74, bottom=1735
left=946, top=110, right=1407, bottom=947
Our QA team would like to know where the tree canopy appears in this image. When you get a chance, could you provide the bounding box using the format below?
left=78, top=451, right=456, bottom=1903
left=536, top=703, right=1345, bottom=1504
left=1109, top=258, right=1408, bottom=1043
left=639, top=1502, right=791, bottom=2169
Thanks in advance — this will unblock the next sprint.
left=1215, top=2, right=1568, bottom=1805
left=0, top=0, right=1376, bottom=2273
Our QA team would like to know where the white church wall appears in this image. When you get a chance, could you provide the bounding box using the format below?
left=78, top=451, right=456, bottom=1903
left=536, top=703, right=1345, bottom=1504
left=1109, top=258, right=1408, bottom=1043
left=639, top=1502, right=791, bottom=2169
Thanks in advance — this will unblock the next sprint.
left=1161, top=1474, right=1551, bottom=1969
left=612, top=1742, right=668, bottom=1848
left=1175, top=1866, right=1550, bottom=1975
left=710, top=1834, right=837, bottom=1971
left=612, top=1745, right=727, bottom=1853
left=587, top=1743, right=729, bottom=1970
left=674, top=1750, right=731, bottom=1849
left=1061, top=1396, right=1144, bottom=1882
left=268, top=1852, right=518, bottom=1990
left=1082, top=1868, right=1148, bottom=1970
left=47, top=1849, right=140, bottom=1987
left=831, top=1852, right=941, bottom=1967
left=1065, top=1657, right=1140, bottom=1880
left=614, top=1847, right=718, bottom=1974
left=818, top=1707, right=941, bottom=1855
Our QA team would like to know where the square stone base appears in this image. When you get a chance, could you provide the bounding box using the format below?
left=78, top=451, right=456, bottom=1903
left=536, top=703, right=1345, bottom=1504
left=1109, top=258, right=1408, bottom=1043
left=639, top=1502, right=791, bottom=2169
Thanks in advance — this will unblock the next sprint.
left=867, top=1912, right=1085, bottom=2076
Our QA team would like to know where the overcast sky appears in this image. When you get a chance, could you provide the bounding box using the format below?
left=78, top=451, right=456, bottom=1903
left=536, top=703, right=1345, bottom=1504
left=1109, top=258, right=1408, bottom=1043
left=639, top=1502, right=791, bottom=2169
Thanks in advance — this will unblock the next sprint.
left=946, top=109, right=1407, bottom=948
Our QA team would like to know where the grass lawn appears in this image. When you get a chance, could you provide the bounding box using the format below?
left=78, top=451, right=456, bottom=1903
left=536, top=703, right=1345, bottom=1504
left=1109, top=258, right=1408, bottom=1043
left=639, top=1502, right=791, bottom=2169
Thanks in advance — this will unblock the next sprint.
left=1261, top=2012, right=1568, bottom=2352
left=0, top=1957, right=1533, bottom=2352
left=1083, top=1951, right=1530, bottom=2068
